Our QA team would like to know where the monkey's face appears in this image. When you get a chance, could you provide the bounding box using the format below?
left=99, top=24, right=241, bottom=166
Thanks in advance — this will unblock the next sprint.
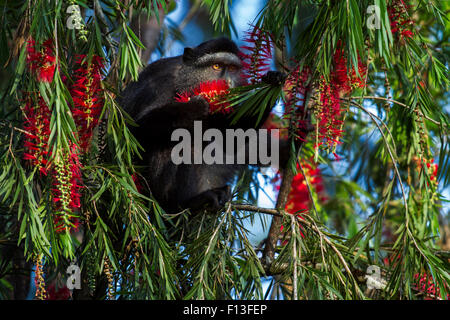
left=203, top=60, right=243, bottom=88
left=177, top=49, right=246, bottom=93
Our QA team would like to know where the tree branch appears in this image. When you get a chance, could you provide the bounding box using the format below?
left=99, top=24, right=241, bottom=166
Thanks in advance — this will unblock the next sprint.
left=261, top=81, right=317, bottom=267
left=346, top=96, right=448, bottom=127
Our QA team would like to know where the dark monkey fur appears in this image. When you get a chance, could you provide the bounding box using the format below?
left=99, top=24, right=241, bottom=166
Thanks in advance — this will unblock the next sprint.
left=120, top=38, right=286, bottom=214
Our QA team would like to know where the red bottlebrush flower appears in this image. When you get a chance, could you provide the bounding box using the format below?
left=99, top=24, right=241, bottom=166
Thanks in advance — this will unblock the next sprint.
left=273, top=160, right=327, bottom=237
left=400, top=29, right=414, bottom=39
left=425, top=158, right=438, bottom=182
left=388, top=0, right=415, bottom=41
left=413, top=273, right=449, bottom=300
left=313, top=44, right=367, bottom=157
left=46, top=283, right=71, bottom=300
left=22, top=94, right=51, bottom=175
left=174, top=91, right=192, bottom=103
left=412, top=157, right=438, bottom=186
left=26, top=39, right=39, bottom=68
left=26, top=38, right=56, bottom=83
left=284, top=161, right=326, bottom=215
left=175, top=79, right=232, bottom=114
left=239, top=26, right=273, bottom=84
left=70, top=54, right=105, bottom=153
left=333, top=50, right=351, bottom=94
left=132, top=173, right=144, bottom=194
left=333, top=43, right=367, bottom=95
left=52, top=143, right=83, bottom=234
left=314, top=79, right=345, bottom=153
left=197, top=80, right=231, bottom=113
left=283, top=65, right=311, bottom=141
left=281, top=49, right=366, bottom=156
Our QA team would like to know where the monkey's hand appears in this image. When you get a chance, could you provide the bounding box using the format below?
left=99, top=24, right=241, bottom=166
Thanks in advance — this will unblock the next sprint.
left=261, top=71, right=287, bottom=86
left=172, top=95, right=210, bottom=128
left=183, top=186, right=231, bottom=213
left=186, top=96, right=210, bottom=119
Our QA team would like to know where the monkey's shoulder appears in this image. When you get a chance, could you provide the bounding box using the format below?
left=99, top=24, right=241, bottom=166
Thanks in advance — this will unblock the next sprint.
left=120, top=56, right=183, bottom=119
left=138, top=56, right=182, bottom=83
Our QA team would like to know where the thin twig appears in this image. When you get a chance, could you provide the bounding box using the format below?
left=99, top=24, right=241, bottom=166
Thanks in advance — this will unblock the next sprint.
left=347, top=101, right=400, bottom=162
left=8, top=127, right=17, bottom=164
left=351, top=101, right=409, bottom=216
left=350, top=102, right=429, bottom=264
left=232, top=204, right=282, bottom=217
left=347, top=96, right=448, bottom=127
left=291, top=215, right=298, bottom=300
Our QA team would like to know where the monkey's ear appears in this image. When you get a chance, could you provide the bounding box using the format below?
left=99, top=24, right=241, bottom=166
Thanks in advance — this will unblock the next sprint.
left=183, top=47, right=196, bottom=63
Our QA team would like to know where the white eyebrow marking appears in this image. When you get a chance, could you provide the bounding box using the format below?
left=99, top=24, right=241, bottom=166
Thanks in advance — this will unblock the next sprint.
left=196, top=52, right=242, bottom=67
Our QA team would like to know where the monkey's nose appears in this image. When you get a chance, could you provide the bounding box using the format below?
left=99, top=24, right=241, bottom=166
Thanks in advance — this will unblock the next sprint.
left=225, top=77, right=236, bottom=88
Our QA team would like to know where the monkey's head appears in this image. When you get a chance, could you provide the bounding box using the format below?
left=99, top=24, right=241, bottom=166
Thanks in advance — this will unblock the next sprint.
left=176, top=38, right=246, bottom=93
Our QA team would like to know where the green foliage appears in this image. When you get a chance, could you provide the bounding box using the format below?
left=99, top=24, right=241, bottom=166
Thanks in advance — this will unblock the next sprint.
left=0, top=0, right=449, bottom=300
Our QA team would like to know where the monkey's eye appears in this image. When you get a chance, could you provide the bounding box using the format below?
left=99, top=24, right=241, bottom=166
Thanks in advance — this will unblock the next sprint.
left=212, top=63, right=223, bottom=71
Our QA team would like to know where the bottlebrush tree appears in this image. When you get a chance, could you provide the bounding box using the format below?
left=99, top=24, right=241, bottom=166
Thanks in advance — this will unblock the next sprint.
left=0, top=0, right=449, bottom=300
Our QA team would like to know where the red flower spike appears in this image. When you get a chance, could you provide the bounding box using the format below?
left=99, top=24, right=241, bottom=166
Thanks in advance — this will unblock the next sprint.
left=52, top=143, right=83, bottom=234
left=413, top=157, right=438, bottom=185
left=413, top=272, right=449, bottom=300
left=175, top=79, right=232, bottom=114
left=333, top=42, right=368, bottom=94
left=283, top=65, right=311, bottom=140
left=388, top=0, right=415, bottom=42
left=26, top=38, right=56, bottom=83
left=239, top=26, right=273, bottom=84
left=46, top=283, right=71, bottom=300
left=273, top=160, right=327, bottom=239
left=70, top=54, right=105, bottom=153
left=132, top=173, right=144, bottom=194
left=175, top=91, right=192, bottom=103
left=315, top=79, right=345, bottom=153
left=22, top=94, right=51, bottom=175
left=312, top=43, right=367, bottom=157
